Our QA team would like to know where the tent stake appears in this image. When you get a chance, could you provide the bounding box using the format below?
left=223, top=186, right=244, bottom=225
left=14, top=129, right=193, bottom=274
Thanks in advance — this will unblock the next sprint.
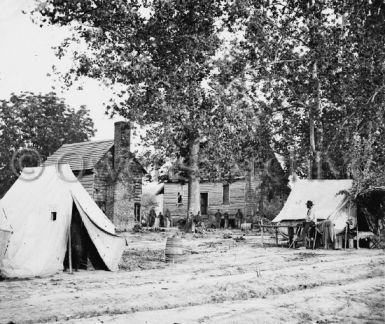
left=68, top=223, right=73, bottom=274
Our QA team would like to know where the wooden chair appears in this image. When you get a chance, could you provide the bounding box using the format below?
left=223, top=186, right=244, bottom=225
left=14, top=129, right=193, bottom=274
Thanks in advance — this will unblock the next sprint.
left=289, top=224, right=303, bottom=248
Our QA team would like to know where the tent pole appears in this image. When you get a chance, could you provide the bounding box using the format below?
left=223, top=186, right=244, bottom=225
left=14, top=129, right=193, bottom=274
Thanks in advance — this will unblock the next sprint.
left=356, top=219, right=360, bottom=250
left=344, top=224, right=348, bottom=250
left=275, top=226, right=278, bottom=246
left=260, top=218, right=264, bottom=247
left=68, top=222, right=73, bottom=274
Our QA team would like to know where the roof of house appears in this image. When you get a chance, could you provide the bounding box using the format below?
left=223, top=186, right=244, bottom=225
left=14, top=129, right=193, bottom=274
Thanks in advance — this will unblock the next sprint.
left=45, top=140, right=114, bottom=171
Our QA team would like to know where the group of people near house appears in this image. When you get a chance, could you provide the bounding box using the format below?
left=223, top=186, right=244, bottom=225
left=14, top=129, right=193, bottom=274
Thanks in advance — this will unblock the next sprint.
left=142, top=208, right=245, bottom=229
left=144, top=208, right=172, bottom=228
left=214, top=209, right=245, bottom=229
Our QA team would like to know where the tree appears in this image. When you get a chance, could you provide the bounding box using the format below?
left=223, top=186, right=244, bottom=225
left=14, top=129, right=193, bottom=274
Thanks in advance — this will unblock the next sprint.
left=37, top=0, right=269, bottom=217
left=0, top=92, right=95, bottom=197
left=240, top=0, right=385, bottom=184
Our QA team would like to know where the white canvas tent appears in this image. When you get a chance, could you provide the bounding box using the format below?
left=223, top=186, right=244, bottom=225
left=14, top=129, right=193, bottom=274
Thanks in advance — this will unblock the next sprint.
left=272, top=179, right=356, bottom=234
left=0, top=164, right=125, bottom=278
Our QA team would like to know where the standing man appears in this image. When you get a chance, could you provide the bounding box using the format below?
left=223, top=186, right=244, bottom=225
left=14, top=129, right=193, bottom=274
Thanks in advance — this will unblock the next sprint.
left=235, top=209, right=244, bottom=228
left=165, top=209, right=171, bottom=228
left=302, top=200, right=317, bottom=243
left=214, top=209, right=222, bottom=228
left=159, top=212, right=164, bottom=227
left=149, top=208, right=156, bottom=227
left=224, top=212, right=229, bottom=229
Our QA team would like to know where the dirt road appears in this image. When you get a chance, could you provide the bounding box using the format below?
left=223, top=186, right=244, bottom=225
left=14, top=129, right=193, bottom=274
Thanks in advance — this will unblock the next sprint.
left=1, top=232, right=384, bottom=323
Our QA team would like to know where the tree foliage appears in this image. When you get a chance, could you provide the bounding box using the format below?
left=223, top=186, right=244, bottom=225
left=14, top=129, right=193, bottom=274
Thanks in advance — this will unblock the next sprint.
left=37, top=0, right=272, bottom=214
left=36, top=0, right=385, bottom=201
left=240, top=0, right=385, bottom=189
left=0, top=92, right=95, bottom=197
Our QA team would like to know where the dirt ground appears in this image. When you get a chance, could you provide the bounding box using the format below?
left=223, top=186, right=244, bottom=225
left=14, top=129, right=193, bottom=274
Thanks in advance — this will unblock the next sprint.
left=1, top=230, right=384, bottom=324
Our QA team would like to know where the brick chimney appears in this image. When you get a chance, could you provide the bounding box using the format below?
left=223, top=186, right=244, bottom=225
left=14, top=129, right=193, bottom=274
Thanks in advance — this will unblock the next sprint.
left=107, top=121, right=135, bottom=231
left=114, top=121, right=131, bottom=169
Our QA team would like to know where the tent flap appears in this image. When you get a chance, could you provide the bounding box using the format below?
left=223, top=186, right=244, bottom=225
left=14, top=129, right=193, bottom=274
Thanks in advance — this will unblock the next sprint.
left=72, top=196, right=125, bottom=271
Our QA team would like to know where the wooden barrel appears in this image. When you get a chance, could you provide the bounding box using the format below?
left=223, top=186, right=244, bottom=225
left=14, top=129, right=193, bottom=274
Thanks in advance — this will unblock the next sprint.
left=165, top=237, right=184, bottom=263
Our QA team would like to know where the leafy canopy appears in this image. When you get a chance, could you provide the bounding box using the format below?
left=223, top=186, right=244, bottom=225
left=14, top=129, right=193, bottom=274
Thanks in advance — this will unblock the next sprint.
left=37, top=0, right=271, bottom=180
left=0, top=92, right=95, bottom=197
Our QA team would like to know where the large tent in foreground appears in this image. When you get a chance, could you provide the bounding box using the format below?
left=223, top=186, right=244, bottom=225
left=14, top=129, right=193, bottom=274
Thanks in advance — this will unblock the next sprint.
left=272, top=179, right=356, bottom=234
left=0, top=164, right=125, bottom=278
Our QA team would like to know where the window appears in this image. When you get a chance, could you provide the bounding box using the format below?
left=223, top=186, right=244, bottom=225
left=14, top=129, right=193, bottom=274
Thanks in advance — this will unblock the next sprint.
left=51, top=212, right=57, bottom=221
left=134, top=203, right=141, bottom=222
left=223, top=184, right=230, bottom=205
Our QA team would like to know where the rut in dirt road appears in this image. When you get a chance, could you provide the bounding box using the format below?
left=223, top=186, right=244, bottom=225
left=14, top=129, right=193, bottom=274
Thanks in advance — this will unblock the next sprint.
left=1, top=246, right=384, bottom=324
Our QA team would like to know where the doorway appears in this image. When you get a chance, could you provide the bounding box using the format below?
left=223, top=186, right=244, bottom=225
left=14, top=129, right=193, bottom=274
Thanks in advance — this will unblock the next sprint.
left=63, top=203, right=107, bottom=271
left=200, top=193, right=208, bottom=215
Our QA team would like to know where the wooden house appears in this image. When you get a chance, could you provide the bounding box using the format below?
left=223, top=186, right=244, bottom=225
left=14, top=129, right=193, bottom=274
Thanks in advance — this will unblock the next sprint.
left=45, top=122, right=146, bottom=231
left=162, top=154, right=289, bottom=226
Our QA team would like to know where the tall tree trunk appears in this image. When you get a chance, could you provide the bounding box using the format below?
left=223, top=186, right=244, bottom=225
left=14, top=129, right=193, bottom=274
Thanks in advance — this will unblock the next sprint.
left=309, top=104, right=315, bottom=179
left=187, top=138, right=201, bottom=215
left=307, top=157, right=313, bottom=179
left=314, top=61, right=323, bottom=179
left=310, top=60, right=323, bottom=179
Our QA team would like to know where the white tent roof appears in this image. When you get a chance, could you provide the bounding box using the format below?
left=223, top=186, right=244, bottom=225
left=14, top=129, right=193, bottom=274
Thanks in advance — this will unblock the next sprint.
left=0, top=165, right=125, bottom=278
left=272, top=179, right=354, bottom=227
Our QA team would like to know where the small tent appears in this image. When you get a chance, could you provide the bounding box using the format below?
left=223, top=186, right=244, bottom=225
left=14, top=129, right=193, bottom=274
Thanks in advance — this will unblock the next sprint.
left=272, top=179, right=356, bottom=234
left=0, top=164, right=125, bottom=278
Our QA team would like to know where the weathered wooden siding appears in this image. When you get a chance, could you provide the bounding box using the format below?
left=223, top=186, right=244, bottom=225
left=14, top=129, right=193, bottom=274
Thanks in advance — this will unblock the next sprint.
left=163, top=183, right=188, bottom=220
left=164, top=181, right=247, bottom=221
left=163, top=155, right=288, bottom=224
left=202, top=181, right=246, bottom=217
left=77, top=173, right=95, bottom=197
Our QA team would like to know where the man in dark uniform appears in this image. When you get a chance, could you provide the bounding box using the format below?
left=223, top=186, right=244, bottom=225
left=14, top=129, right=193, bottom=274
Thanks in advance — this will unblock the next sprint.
left=214, top=209, right=222, bottom=228
left=235, top=209, right=244, bottom=228
left=224, top=212, right=229, bottom=229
